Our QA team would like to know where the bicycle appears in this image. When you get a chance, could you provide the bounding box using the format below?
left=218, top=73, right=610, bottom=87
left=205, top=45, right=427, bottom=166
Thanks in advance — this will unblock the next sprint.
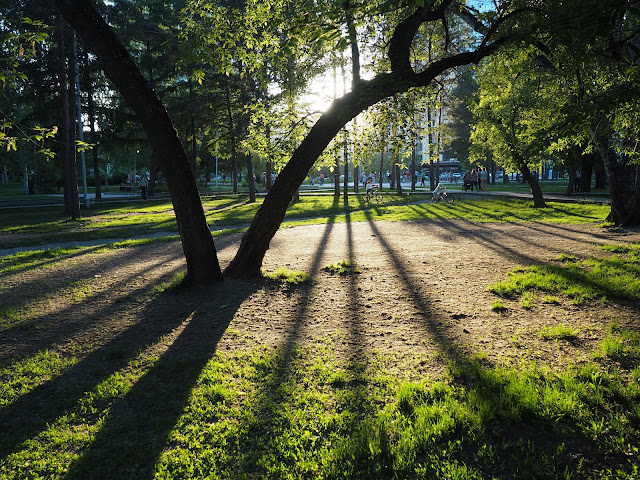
left=430, top=187, right=454, bottom=203
left=364, top=185, right=383, bottom=203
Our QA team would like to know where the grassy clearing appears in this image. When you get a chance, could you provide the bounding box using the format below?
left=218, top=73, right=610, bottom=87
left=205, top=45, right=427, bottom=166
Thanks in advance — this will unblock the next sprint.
left=489, top=244, right=640, bottom=305
left=1, top=196, right=609, bottom=249
left=1, top=329, right=638, bottom=479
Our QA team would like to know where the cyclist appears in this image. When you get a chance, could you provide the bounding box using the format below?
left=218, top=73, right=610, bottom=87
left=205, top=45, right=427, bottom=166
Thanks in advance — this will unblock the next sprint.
left=432, top=182, right=441, bottom=200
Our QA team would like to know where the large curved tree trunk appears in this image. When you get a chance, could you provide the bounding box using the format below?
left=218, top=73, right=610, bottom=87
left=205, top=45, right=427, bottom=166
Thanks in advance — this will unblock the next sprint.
left=224, top=109, right=348, bottom=276
left=224, top=2, right=509, bottom=277
left=56, top=0, right=222, bottom=283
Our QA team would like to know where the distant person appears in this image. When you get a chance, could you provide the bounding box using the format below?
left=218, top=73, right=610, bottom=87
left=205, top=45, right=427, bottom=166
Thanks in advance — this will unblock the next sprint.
left=319, top=173, right=324, bottom=185
left=574, top=171, right=581, bottom=192
left=432, top=182, right=441, bottom=197
left=470, top=169, right=478, bottom=191
left=139, top=172, right=149, bottom=199
left=462, top=171, right=471, bottom=191
left=480, top=167, right=489, bottom=191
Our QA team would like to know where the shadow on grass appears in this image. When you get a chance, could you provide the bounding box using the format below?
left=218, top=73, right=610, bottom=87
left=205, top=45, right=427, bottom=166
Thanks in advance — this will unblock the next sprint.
left=223, top=216, right=342, bottom=476
left=63, top=278, right=259, bottom=479
left=358, top=211, right=629, bottom=478
left=0, top=246, right=174, bottom=321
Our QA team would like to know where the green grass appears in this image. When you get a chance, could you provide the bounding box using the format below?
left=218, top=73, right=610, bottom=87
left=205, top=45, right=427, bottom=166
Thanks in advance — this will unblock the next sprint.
left=489, top=244, right=640, bottom=305
left=151, top=270, right=191, bottom=295
left=262, top=267, right=311, bottom=285
left=593, top=321, right=640, bottom=360
left=520, top=290, right=537, bottom=309
left=1, top=334, right=638, bottom=479
left=538, top=324, right=579, bottom=340
left=491, top=300, right=508, bottom=313
left=323, top=260, right=361, bottom=275
left=0, top=196, right=610, bottom=249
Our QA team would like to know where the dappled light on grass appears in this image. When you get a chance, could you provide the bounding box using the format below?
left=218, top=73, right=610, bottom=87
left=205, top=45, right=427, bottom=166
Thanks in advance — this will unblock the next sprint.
left=1, top=196, right=611, bottom=251
left=0, top=249, right=178, bottom=333
left=1, top=314, right=193, bottom=478
left=489, top=243, right=640, bottom=304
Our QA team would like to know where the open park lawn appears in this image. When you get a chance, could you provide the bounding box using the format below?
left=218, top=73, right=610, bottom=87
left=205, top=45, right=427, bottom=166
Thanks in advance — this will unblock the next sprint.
left=1, top=199, right=639, bottom=479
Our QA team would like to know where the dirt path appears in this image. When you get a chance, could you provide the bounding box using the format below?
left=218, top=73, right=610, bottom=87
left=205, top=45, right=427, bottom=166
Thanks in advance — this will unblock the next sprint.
left=3, top=219, right=639, bottom=377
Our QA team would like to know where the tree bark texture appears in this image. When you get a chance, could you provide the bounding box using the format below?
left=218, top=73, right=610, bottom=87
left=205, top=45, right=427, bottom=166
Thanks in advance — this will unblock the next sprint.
left=56, top=0, right=222, bottom=282
left=592, top=130, right=639, bottom=226
left=594, top=167, right=607, bottom=189
left=519, top=162, right=547, bottom=208
left=580, top=151, right=594, bottom=192
left=224, top=3, right=511, bottom=276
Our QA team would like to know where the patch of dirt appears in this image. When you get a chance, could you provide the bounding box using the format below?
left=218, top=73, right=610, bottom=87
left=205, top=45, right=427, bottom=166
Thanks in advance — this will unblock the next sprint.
left=2, top=219, right=640, bottom=377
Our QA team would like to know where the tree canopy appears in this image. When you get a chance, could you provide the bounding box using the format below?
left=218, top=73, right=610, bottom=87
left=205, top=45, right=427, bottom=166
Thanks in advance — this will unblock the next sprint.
left=4, top=0, right=639, bottom=280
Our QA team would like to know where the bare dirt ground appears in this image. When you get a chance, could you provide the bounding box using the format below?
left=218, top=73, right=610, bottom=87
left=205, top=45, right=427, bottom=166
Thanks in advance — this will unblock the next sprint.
left=2, top=218, right=640, bottom=376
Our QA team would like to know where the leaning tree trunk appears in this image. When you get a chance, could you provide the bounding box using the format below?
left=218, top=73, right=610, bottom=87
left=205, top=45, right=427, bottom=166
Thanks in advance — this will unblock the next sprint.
left=56, top=0, right=222, bottom=282
left=592, top=131, right=639, bottom=226
left=222, top=3, right=507, bottom=277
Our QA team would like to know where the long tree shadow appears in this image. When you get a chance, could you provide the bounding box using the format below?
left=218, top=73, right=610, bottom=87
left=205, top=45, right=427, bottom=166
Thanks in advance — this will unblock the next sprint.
left=227, top=217, right=339, bottom=476
left=64, top=278, right=259, bottom=479
left=362, top=214, right=627, bottom=478
left=1, top=249, right=176, bottom=326
left=0, top=247, right=186, bottom=364
left=224, top=212, right=375, bottom=477
left=0, top=243, right=110, bottom=276
left=1, top=232, right=243, bottom=363
left=0, top=270, right=256, bottom=472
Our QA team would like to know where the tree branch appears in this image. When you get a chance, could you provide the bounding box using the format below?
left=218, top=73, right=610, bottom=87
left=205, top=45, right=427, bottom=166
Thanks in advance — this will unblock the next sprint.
left=388, top=0, right=455, bottom=74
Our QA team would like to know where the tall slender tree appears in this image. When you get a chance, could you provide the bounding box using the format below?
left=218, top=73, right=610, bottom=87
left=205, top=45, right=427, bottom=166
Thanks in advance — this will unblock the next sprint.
left=56, top=0, right=223, bottom=282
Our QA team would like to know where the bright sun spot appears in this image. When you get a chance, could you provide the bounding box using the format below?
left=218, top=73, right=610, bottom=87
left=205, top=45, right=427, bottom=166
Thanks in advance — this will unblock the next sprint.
left=300, top=73, right=340, bottom=113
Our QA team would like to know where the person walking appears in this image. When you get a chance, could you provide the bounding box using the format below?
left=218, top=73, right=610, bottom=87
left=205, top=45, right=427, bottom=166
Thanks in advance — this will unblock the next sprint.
left=139, top=172, right=148, bottom=199
left=480, top=167, right=489, bottom=191
left=470, top=169, right=478, bottom=191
